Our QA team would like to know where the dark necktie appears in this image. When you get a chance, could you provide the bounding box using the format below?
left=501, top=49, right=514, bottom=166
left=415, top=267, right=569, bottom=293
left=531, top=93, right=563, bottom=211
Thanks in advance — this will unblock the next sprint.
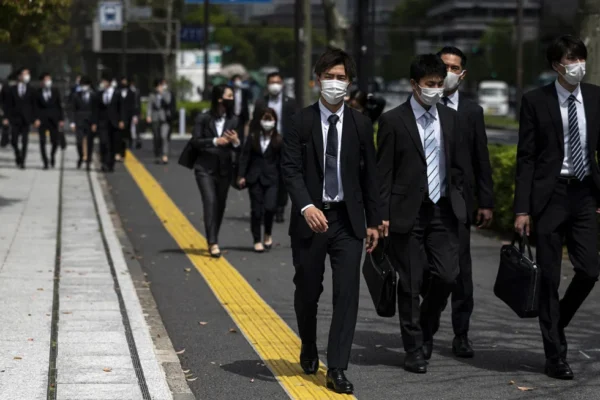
left=442, top=96, right=449, bottom=106
left=325, top=113, right=340, bottom=199
left=19, top=84, right=24, bottom=98
left=568, top=94, right=587, bottom=180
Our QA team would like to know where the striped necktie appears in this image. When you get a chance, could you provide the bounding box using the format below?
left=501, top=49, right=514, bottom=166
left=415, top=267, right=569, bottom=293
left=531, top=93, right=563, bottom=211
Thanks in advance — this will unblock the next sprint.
left=567, top=94, right=587, bottom=180
left=423, top=112, right=440, bottom=203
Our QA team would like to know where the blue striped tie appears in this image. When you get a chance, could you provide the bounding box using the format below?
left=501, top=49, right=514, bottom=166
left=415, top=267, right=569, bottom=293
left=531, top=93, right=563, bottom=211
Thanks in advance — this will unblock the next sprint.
left=568, top=95, right=587, bottom=181
left=423, top=112, right=440, bottom=203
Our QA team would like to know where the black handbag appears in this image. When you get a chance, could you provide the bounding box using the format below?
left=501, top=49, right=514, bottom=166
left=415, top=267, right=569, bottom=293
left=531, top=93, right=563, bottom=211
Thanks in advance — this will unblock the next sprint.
left=0, top=125, right=9, bottom=148
left=178, top=140, right=198, bottom=169
left=494, top=233, right=541, bottom=318
left=362, top=239, right=397, bottom=317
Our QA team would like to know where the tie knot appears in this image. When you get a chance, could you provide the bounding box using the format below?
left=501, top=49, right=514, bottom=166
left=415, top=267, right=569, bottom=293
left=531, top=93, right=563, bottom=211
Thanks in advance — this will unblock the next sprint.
left=328, top=114, right=339, bottom=125
left=423, top=112, right=434, bottom=124
left=568, top=94, right=576, bottom=103
left=442, top=97, right=449, bottom=105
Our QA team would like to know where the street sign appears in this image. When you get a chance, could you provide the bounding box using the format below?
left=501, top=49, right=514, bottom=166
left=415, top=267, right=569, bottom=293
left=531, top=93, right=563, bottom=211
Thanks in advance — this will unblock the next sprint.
left=99, top=1, right=123, bottom=31
left=180, top=25, right=204, bottom=44
left=185, top=0, right=271, bottom=3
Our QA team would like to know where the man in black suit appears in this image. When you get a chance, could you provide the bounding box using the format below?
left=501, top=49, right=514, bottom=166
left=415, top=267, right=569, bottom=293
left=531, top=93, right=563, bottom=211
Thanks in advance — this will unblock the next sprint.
left=115, top=76, right=137, bottom=161
left=254, top=72, right=299, bottom=223
left=378, top=54, right=466, bottom=374
left=231, top=74, right=251, bottom=139
left=428, top=46, right=494, bottom=358
left=92, top=76, right=125, bottom=172
left=70, top=76, right=95, bottom=169
left=514, top=35, right=600, bottom=380
left=4, top=68, right=39, bottom=169
left=34, top=72, right=64, bottom=169
left=281, top=48, right=380, bottom=394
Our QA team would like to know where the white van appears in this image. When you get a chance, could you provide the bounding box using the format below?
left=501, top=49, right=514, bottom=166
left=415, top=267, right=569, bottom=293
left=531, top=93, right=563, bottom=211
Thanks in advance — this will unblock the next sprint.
left=478, top=81, right=509, bottom=116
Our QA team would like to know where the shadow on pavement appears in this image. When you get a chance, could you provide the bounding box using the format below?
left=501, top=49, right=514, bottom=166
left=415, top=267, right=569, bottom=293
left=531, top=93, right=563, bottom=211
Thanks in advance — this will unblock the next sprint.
left=219, top=359, right=277, bottom=382
left=0, top=196, right=21, bottom=208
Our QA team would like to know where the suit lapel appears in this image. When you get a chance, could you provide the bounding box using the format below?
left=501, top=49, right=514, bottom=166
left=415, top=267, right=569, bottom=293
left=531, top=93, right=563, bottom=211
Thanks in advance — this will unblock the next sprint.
left=311, top=103, right=324, bottom=172
left=437, top=105, right=453, bottom=170
left=340, top=107, right=354, bottom=191
left=400, top=102, right=425, bottom=162
left=545, top=84, right=564, bottom=149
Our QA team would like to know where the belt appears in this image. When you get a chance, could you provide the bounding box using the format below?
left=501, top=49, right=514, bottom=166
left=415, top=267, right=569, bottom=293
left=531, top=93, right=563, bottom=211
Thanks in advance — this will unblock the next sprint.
left=322, top=202, right=345, bottom=211
left=557, top=176, right=590, bottom=185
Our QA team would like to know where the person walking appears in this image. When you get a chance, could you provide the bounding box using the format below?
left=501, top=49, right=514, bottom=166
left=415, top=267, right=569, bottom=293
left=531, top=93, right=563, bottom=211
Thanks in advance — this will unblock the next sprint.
left=514, top=35, right=600, bottom=380
left=281, top=48, right=380, bottom=394
left=70, top=76, right=95, bottom=169
left=91, top=76, right=125, bottom=172
left=34, top=72, right=64, bottom=169
left=237, top=107, right=281, bottom=253
left=115, top=76, right=136, bottom=161
left=147, top=79, right=170, bottom=164
left=189, top=84, right=240, bottom=258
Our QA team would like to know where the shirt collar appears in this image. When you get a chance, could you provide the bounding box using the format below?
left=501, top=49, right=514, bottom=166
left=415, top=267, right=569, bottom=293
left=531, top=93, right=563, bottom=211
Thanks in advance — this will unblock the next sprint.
left=319, top=99, right=344, bottom=122
left=410, top=95, right=437, bottom=122
left=446, top=90, right=459, bottom=106
left=269, top=92, right=282, bottom=103
left=555, top=80, right=582, bottom=105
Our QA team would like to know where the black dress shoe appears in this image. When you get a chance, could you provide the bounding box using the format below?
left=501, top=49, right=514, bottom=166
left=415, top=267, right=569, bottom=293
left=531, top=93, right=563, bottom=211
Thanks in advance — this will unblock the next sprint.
left=86, top=163, right=91, bottom=172
left=300, top=343, right=318, bottom=375
left=50, top=156, right=55, bottom=168
left=326, top=369, right=353, bottom=394
left=404, top=349, right=427, bottom=373
left=452, top=334, right=474, bottom=358
left=423, top=340, right=433, bottom=360
left=77, top=159, right=83, bottom=169
left=559, top=327, right=567, bottom=360
left=545, top=358, right=573, bottom=380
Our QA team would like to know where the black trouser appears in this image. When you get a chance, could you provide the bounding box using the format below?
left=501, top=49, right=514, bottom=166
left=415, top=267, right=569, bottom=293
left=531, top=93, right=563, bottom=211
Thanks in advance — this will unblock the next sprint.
left=248, top=181, right=278, bottom=243
left=450, top=221, right=474, bottom=336
left=389, top=198, right=459, bottom=353
left=76, top=124, right=91, bottom=162
left=118, top=124, right=131, bottom=158
left=534, top=178, right=599, bottom=360
left=0, top=123, right=10, bottom=147
left=11, top=122, right=29, bottom=164
left=292, top=205, right=363, bottom=370
left=152, top=121, right=170, bottom=158
left=39, top=123, right=59, bottom=166
left=276, top=175, right=288, bottom=213
left=194, top=170, right=230, bottom=245
left=98, top=122, right=120, bottom=170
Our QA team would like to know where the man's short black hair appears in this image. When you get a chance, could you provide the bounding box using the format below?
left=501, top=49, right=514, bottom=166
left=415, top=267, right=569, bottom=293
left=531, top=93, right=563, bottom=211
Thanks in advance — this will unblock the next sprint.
left=154, top=78, right=162, bottom=88
left=410, top=54, right=447, bottom=82
left=80, top=76, right=92, bottom=85
left=17, top=67, right=29, bottom=76
left=437, top=46, right=467, bottom=68
left=231, top=74, right=242, bottom=81
left=547, top=35, right=587, bottom=68
left=39, top=72, right=51, bottom=80
left=314, top=48, right=356, bottom=81
left=266, top=72, right=282, bottom=83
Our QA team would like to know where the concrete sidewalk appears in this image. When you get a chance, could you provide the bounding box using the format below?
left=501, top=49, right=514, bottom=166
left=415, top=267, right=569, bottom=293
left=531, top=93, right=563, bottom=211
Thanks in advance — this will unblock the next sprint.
left=0, top=144, right=190, bottom=399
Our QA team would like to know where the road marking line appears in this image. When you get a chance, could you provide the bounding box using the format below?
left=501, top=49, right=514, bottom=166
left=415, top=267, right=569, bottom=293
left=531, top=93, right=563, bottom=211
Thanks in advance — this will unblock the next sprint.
left=580, top=350, right=591, bottom=359
left=124, top=151, right=354, bottom=399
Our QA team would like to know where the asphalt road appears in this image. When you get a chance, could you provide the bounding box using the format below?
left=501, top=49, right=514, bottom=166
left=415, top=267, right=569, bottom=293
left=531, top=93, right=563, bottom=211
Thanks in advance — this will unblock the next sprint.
left=105, top=140, right=600, bottom=400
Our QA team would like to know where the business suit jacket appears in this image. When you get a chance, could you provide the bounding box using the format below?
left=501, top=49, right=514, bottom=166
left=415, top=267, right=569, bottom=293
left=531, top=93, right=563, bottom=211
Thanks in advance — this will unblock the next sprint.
left=71, top=91, right=95, bottom=126
left=34, top=87, right=64, bottom=127
left=239, top=132, right=281, bottom=187
left=5, top=84, right=37, bottom=126
left=191, top=111, right=240, bottom=177
left=514, top=83, right=600, bottom=216
left=281, top=102, right=381, bottom=239
left=377, top=100, right=467, bottom=234
left=456, top=96, right=494, bottom=219
left=118, top=88, right=136, bottom=125
left=147, top=92, right=167, bottom=123
left=93, top=89, right=125, bottom=129
left=253, top=94, right=298, bottom=135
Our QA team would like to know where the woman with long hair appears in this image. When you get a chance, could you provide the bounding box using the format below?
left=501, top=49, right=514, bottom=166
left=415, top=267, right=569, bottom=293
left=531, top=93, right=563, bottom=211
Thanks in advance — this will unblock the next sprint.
left=237, top=108, right=282, bottom=252
left=190, top=84, right=240, bottom=257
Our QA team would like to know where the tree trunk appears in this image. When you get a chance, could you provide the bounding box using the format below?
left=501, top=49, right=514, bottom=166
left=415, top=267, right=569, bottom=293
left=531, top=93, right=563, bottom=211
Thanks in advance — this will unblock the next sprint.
left=302, top=0, right=312, bottom=107
left=321, top=0, right=348, bottom=50
left=163, top=0, right=175, bottom=83
left=579, top=0, right=600, bottom=84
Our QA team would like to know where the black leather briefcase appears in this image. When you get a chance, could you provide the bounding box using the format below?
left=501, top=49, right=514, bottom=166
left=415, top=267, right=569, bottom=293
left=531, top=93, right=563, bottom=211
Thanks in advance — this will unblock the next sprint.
left=362, top=239, right=397, bottom=318
left=178, top=140, right=198, bottom=169
left=494, top=234, right=541, bottom=318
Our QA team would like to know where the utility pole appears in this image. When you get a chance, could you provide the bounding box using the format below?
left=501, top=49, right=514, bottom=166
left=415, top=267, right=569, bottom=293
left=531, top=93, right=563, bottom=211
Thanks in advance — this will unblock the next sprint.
left=121, top=0, right=128, bottom=77
left=355, top=0, right=369, bottom=92
left=295, top=0, right=312, bottom=107
left=579, top=0, right=600, bottom=84
left=203, top=0, right=210, bottom=95
left=515, top=0, right=523, bottom=121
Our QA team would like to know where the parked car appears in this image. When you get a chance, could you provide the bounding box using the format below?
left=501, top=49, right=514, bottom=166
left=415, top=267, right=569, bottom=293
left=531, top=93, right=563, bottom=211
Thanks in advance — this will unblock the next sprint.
left=478, top=81, right=509, bottom=116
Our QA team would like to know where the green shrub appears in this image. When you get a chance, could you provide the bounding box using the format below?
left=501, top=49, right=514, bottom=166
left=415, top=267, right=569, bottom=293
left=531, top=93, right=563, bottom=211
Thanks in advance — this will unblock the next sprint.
left=487, top=144, right=517, bottom=233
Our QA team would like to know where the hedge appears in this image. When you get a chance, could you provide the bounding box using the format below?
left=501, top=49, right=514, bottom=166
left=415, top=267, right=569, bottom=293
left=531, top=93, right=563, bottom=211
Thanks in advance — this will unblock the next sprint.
left=487, top=144, right=517, bottom=234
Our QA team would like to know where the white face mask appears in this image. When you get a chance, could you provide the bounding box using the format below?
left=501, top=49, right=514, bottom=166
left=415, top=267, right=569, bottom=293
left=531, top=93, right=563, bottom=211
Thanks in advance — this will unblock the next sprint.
left=320, top=79, right=348, bottom=105
left=111, top=80, right=117, bottom=88
left=44, top=80, right=52, bottom=89
left=99, top=82, right=107, bottom=90
left=233, top=80, right=243, bottom=88
left=261, top=120, right=276, bottom=132
left=443, top=70, right=465, bottom=92
left=559, top=62, right=586, bottom=85
left=162, top=84, right=168, bottom=91
left=22, top=74, right=30, bottom=84
left=268, top=83, right=282, bottom=96
left=82, top=85, right=90, bottom=92
left=417, top=86, right=444, bottom=106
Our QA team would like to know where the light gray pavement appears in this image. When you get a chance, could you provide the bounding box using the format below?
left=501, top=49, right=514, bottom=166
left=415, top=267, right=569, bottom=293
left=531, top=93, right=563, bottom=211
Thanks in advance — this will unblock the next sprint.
left=0, top=143, right=188, bottom=399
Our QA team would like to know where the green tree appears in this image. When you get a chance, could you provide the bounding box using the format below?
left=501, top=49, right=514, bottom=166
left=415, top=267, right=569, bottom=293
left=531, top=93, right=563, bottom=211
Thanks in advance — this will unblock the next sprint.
left=0, top=0, right=71, bottom=53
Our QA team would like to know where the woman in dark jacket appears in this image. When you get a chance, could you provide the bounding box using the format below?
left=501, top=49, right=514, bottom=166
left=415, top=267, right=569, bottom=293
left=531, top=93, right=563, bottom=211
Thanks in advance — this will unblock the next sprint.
left=190, top=84, right=240, bottom=257
left=237, top=108, right=281, bottom=252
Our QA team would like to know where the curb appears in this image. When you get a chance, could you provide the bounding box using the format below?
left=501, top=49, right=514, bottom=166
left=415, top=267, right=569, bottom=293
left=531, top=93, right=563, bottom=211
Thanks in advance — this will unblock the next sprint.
left=96, top=171, right=196, bottom=400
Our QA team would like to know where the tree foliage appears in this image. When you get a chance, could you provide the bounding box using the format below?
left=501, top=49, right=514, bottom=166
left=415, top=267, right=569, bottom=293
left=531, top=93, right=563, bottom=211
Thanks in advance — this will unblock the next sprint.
left=0, top=0, right=72, bottom=53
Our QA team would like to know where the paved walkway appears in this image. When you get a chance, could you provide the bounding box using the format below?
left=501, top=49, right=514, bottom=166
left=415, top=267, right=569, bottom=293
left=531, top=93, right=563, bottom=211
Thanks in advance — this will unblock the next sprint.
left=0, top=143, right=178, bottom=399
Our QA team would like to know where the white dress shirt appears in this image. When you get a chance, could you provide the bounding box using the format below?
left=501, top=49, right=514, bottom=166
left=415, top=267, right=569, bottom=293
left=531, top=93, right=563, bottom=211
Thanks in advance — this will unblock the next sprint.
left=18, top=83, right=26, bottom=97
left=211, top=116, right=240, bottom=148
left=444, top=90, right=459, bottom=111
left=268, top=93, right=283, bottom=133
left=555, top=80, right=590, bottom=177
left=104, top=87, right=114, bottom=105
left=234, top=88, right=242, bottom=116
left=260, top=134, right=271, bottom=153
left=410, top=96, right=447, bottom=197
left=43, top=88, right=51, bottom=101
